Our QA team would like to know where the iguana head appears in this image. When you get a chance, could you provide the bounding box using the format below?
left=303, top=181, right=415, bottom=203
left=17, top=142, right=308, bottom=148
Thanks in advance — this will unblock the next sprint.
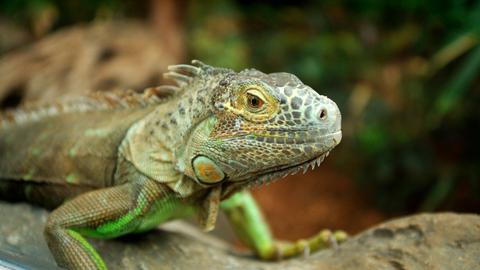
left=172, top=61, right=341, bottom=189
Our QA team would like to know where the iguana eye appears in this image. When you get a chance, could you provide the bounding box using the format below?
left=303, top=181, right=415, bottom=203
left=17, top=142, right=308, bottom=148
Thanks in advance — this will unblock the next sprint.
left=245, top=90, right=265, bottom=112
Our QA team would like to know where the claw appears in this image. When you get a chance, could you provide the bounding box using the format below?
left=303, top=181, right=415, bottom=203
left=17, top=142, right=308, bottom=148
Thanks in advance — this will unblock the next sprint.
left=328, top=233, right=339, bottom=249
left=274, top=245, right=283, bottom=261
left=301, top=240, right=311, bottom=258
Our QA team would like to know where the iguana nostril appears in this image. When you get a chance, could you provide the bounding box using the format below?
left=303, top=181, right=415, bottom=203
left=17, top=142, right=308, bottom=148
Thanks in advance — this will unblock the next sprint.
left=319, top=108, right=328, bottom=120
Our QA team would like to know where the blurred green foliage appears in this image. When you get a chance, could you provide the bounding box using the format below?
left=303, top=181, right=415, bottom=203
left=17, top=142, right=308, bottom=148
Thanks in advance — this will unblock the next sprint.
left=1, top=0, right=479, bottom=213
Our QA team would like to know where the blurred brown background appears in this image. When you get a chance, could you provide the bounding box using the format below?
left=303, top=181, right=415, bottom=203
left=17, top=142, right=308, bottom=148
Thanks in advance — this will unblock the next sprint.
left=0, top=0, right=479, bottom=239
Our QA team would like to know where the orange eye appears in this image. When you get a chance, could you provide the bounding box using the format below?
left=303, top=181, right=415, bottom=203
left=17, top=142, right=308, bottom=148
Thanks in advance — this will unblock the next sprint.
left=246, top=93, right=264, bottom=110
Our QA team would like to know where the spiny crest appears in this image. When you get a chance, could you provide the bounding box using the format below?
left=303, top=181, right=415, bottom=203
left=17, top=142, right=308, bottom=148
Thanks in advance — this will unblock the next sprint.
left=161, top=60, right=206, bottom=89
left=0, top=60, right=209, bottom=128
left=0, top=88, right=166, bottom=128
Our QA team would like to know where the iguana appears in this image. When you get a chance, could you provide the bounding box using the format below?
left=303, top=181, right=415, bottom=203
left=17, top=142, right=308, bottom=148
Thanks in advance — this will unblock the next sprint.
left=0, top=60, right=343, bottom=270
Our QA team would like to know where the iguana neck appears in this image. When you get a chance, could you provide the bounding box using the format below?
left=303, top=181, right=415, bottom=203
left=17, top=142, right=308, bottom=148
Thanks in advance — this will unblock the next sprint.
left=118, top=72, right=226, bottom=195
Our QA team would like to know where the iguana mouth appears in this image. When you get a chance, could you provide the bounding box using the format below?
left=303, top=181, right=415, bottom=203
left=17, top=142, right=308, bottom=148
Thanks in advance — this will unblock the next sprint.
left=247, top=150, right=331, bottom=188
left=243, top=131, right=340, bottom=188
left=227, top=129, right=341, bottom=145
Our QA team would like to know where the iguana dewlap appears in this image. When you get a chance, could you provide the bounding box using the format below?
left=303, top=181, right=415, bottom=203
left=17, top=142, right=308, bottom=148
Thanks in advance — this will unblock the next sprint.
left=0, top=60, right=344, bottom=270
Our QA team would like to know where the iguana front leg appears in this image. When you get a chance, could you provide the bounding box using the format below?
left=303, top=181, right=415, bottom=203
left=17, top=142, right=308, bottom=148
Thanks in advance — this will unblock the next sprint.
left=220, top=191, right=347, bottom=260
left=44, top=178, right=179, bottom=270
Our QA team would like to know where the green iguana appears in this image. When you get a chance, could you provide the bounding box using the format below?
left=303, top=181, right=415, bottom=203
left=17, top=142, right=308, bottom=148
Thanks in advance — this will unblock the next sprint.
left=0, top=60, right=344, bottom=270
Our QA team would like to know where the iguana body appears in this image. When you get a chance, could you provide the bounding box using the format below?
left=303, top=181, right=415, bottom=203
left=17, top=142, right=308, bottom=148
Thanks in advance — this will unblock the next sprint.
left=0, top=60, right=343, bottom=269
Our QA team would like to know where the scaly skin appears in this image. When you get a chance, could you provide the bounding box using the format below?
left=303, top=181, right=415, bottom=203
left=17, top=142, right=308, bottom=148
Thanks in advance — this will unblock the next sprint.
left=0, top=60, right=344, bottom=269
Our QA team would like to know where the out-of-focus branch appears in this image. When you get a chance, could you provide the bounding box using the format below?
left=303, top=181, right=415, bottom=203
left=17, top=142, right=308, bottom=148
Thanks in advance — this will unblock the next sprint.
left=149, top=0, right=186, bottom=62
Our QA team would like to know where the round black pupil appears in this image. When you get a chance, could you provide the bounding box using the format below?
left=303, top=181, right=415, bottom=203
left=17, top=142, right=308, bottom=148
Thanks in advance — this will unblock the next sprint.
left=250, top=96, right=259, bottom=107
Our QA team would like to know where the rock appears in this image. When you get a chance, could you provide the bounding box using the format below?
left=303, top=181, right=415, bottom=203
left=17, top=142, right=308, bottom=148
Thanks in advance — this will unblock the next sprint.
left=0, top=202, right=478, bottom=269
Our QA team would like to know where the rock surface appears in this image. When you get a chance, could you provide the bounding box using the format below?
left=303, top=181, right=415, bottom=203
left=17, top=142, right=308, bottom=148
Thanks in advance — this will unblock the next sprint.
left=0, top=202, right=478, bottom=270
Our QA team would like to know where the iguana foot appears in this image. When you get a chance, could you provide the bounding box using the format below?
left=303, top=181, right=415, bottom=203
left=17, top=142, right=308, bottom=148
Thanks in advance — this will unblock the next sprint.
left=271, top=229, right=348, bottom=260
